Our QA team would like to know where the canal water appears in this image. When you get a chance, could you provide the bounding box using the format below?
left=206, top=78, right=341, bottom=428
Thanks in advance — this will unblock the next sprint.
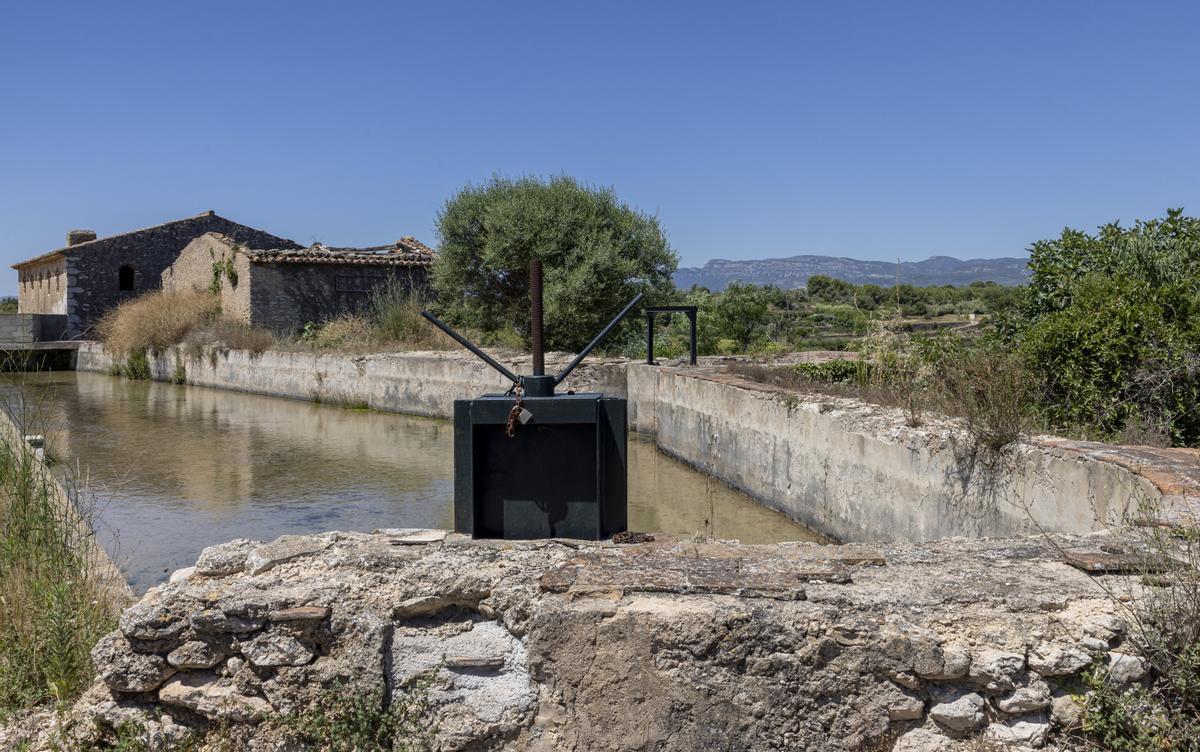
left=2, top=371, right=822, bottom=591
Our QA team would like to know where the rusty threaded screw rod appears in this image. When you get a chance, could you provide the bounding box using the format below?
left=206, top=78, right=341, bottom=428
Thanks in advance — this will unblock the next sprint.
left=529, top=259, right=544, bottom=376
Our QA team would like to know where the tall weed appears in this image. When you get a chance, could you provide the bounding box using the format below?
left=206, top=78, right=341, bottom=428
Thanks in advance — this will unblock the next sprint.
left=0, top=393, right=120, bottom=718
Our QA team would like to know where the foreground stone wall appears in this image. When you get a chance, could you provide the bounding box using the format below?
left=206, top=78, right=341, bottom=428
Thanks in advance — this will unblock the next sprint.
left=9, top=530, right=1148, bottom=751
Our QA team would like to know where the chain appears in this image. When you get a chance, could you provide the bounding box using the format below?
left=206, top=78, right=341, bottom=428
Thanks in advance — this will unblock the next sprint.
left=506, top=382, right=525, bottom=438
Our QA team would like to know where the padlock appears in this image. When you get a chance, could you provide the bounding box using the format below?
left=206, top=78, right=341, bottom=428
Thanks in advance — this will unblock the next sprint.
left=518, top=408, right=533, bottom=424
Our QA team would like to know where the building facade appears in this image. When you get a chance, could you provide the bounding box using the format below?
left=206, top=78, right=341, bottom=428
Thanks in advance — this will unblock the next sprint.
left=12, top=212, right=298, bottom=338
left=162, top=233, right=436, bottom=334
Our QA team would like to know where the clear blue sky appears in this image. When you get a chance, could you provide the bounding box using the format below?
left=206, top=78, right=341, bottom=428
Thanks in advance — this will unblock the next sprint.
left=2, top=1, right=1197, bottom=293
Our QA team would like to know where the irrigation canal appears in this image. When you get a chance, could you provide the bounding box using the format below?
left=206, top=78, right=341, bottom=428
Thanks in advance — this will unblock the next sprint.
left=2, top=371, right=823, bottom=591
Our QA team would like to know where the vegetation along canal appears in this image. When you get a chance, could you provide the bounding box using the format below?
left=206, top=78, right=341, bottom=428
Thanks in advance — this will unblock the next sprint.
left=2, top=371, right=822, bottom=591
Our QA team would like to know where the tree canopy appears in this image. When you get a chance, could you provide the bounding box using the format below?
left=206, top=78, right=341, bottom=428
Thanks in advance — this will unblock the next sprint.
left=431, top=175, right=677, bottom=352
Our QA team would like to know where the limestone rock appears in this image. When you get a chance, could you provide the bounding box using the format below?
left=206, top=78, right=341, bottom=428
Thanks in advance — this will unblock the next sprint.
left=268, top=605, right=329, bottom=622
left=1084, top=614, right=1125, bottom=644
left=1050, top=692, right=1083, bottom=730
left=194, top=538, right=260, bottom=576
left=239, top=631, right=314, bottom=667
left=1079, top=636, right=1109, bottom=652
left=1028, top=643, right=1091, bottom=677
left=929, top=690, right=986, bottom=732
left=918, top=644, right=971, bottom=681
left=244, top=534, right=330, bottom=575
left=995, top=675, right=1051, bottom=714
left=169, top=566, right=196, bottom=584
left=191, top=609, right=263, bottom=634
left=158, top=672, right=272, bottom=723
left=984, top=714, right=1051, bottom=748
left=91, top=634, right=175, bottom=693
left=886, top=692, right=925, bottom=721
left=1107, top=652, right=1150, bottom=685
left=167, top=640, right=224, bottom=670
left=119, top=602, right=185, bottom=641
left=967, top=650, right=1025, bottom=693
left=892, top=727, right=956, bottom=751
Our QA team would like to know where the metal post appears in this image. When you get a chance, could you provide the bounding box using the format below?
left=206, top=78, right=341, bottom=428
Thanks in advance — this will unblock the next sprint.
left=646, top=312, right=655, bottom=365
left=530, top=259, right=544, bottom=377
left=687, top=310, right=697, bottom=365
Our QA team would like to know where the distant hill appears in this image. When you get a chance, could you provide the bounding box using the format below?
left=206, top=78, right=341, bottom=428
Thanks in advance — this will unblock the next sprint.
left=673, top=254, right=1030, bottom=291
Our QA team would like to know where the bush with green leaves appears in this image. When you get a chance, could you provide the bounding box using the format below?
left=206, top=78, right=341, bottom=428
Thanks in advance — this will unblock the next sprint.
left=1014, top=208, right=1200, bottom=445
left=432, top=175, right=677, bottom=352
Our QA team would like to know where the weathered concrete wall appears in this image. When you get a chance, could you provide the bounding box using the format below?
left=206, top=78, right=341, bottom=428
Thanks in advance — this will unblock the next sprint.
left=76, top=343, right=1197, bottom=542
left=10, top=530, right=1149, bottom=751
left=77, top=341, right=627, bottom=419
left=0, top=313, right=68, bottom=343
left=0, top=313, right=36, bottom=343
left=626, top=366, right=1189, bottom=543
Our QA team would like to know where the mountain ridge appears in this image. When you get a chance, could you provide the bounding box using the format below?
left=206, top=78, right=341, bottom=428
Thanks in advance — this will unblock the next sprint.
left=673, top=254, right=1030, bottom=291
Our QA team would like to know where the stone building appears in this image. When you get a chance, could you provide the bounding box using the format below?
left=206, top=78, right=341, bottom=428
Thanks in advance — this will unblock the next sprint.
left=12, top=211, right=297, bottom=338
left=162, top=232, right=436, bottom=334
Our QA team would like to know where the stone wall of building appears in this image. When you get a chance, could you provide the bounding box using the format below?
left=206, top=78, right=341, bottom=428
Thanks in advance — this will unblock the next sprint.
left=16, top=256, right=67, bottom=314
left=244, top=261, right=429, bottom=335
left=59, top=213, right=296, bottom=338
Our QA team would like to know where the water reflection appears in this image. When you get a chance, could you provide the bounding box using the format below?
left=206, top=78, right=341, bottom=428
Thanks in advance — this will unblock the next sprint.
left=2, top=372, right=821, bottom=591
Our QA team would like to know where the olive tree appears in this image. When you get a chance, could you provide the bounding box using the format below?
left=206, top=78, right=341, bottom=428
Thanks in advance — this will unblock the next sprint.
left=431, top=175, right=677, bottom=352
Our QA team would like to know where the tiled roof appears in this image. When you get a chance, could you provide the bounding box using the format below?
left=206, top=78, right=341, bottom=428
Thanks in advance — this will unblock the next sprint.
left=245, top=237, right=436, bottom=267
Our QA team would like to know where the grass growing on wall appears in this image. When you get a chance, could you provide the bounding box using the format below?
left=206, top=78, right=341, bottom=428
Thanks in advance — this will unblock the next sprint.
left=0, top=413, right=120, bottom=719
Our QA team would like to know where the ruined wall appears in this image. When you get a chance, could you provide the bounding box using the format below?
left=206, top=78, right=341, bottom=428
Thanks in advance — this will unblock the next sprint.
left=245, top=262, right=430, bottom=335
left=161, top=234, right=251, bottom=320
left=61, top=214, right=297, bottom=338
left=16, top=256, right=67, bottom=314
left=23, top=530, right=1146, bottom=752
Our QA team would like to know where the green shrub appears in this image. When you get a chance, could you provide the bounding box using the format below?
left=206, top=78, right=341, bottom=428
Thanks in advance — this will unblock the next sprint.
left=1016, top=209, right=1200, bottom=446
left=794, top=359, right=863, bottom=383
left=1080, top=530, right=1200, bottom=750
left=277, top=684, right=435, bottom=752
left=122, top=349, right=150, bottom=380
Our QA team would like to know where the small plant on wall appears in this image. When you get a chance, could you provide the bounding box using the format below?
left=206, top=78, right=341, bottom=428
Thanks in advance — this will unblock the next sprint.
left=210, top=256, right=238, bottom=294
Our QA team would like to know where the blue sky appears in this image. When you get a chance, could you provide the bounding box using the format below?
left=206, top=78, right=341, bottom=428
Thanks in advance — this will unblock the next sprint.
left=1, top=1, right=1197, bottom=292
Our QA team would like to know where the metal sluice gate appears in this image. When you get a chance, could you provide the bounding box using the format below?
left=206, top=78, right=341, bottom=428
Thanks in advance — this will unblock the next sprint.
left=421, top=260, right=641, bottom=540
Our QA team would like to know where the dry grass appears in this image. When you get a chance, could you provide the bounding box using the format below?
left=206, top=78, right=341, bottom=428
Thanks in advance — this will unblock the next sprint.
left=97, top=290, right=221, bottom=356
left=183, top=316, right=276, bottom=356
left=298, top=289, right=456, bottom=353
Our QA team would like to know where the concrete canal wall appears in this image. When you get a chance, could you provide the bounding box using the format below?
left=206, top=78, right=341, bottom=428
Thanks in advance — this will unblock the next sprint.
left=627, top=366, right=1198, bottom=543
left=76, top=342, right=1198, bottom=543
